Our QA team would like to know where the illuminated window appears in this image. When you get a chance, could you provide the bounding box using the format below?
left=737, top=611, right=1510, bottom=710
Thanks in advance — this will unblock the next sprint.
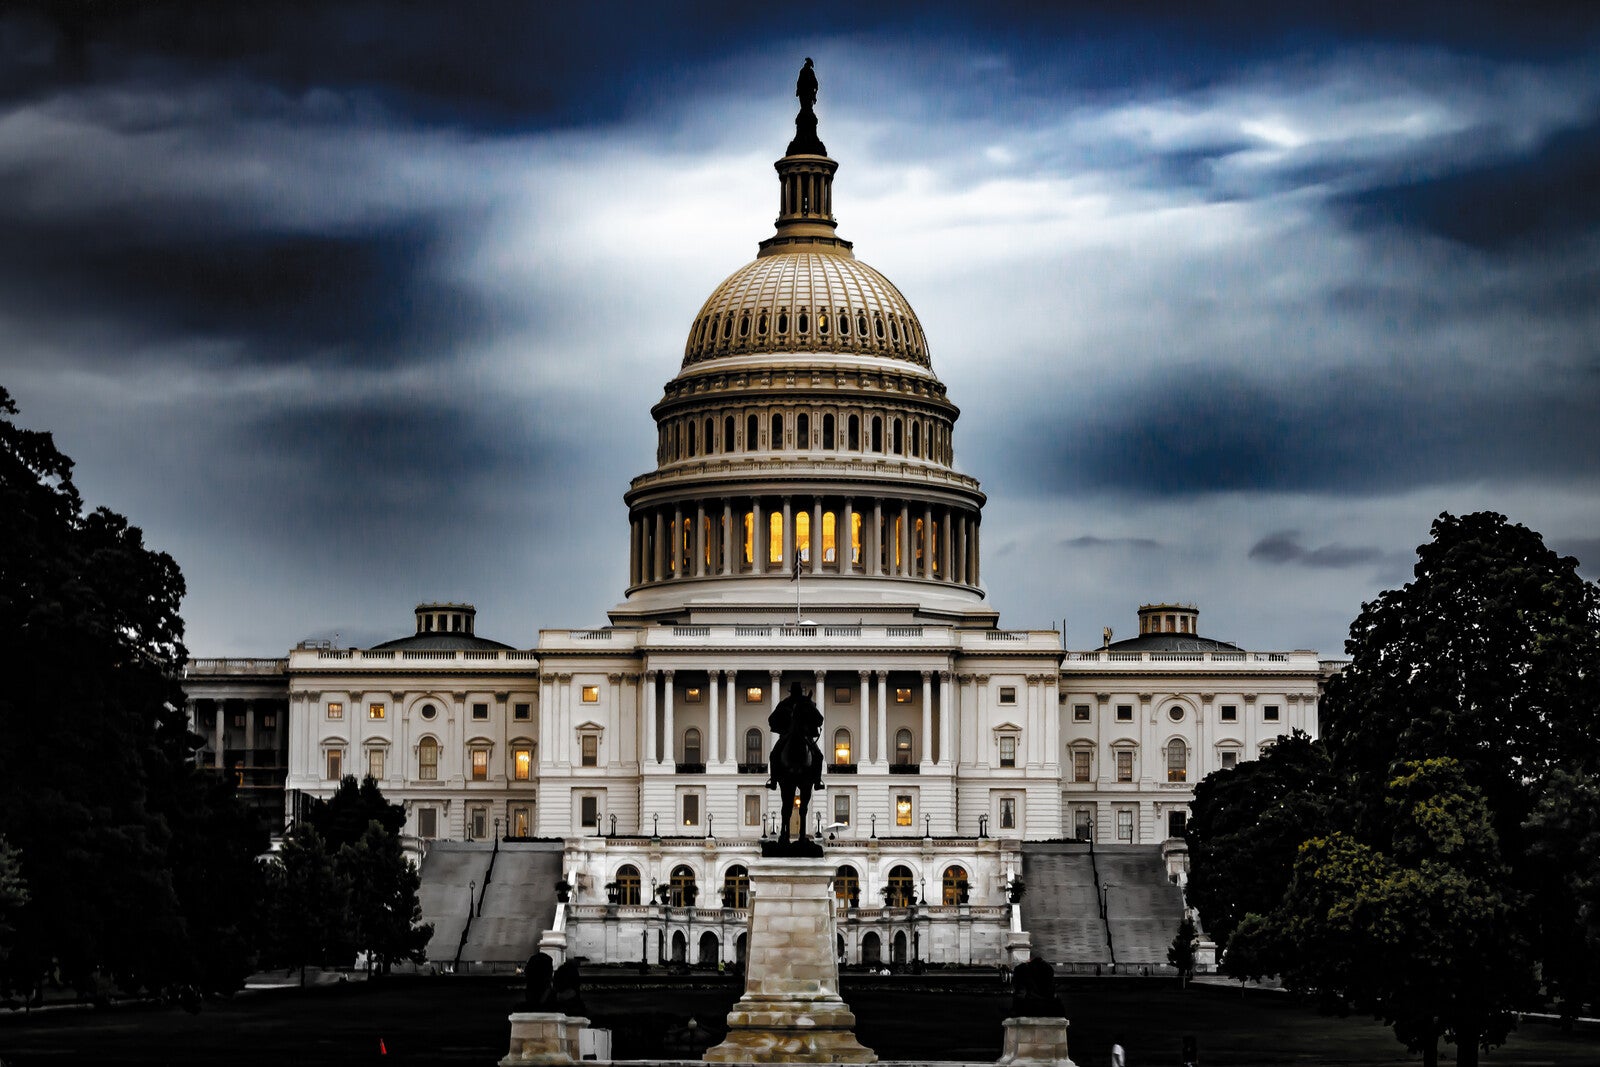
left=682, top=794, right=700, bottom=826
left=472, top=702, right=488, bottom=720
left=418, top=737, right=438, bottom=780
left=999, top=687, right=1016, bottom=705
left=744, top=794, right=761, bottom=826
left=999, top=736, right=1016, bottom=767
left=581, top=734, right=598, bottom=767
left=834, top=728, right=852, bottom=765
left=472, top=747, right=490, bottom=781
left=510, top=804, right=532, bottom=837
left=769, top=511, right=783, bottom=564
left=895, top=687, right=912, bottom=703
left=1221, top=704, right=1238, bottom=722
left=836, top=864, right=860, bottom=906
left=887, top=864, right=914, bottom=904
left=895, top=728, right=913, bottom=765
left=943, top=865, right=968, bottom=905
left=1073, top=704, right=1090, bottom=722
left=833, top=793, right=850, bottom=826
left=1073, top=749, right=1091, bottom=782
left=1116, top=704, right=1133, bottom=722
left=1000, top=797, right=1016, bottom=829
left=368, top=703, right=386, bottom=720
left=1116, top=750, right=1134, bottom=782
left=367, top=747, right=385, bottom=779
left=616, top=864, right=641, bottom=905
left=684, top=686, right=702, bottom=703
left=895, top=795, right=913, bottom=827
left=514, top=702, right=530, bottom=721
left=580, top=795, right=598, bottom=827
left=796, top=510, right=810, bottom=562
left=850, top=512, right=862, bottom=565
left=1167, top=740, right=1187, bottom=782
left=723, top=865, right=750, bottom=908
left=417, top=808, right=437, bottom=839
left=514, top=745, right=533, bottom=781
left=746, top=686, right=764, bottom=704
left=581, top=685, right=600, bottom=703
left=327, top=701, right=344, bottom=720
left=822, top=511, right=836, bottom=562
left=834, top=686, right=851, bottom=704
left=325, top=748, right=343, bottom=781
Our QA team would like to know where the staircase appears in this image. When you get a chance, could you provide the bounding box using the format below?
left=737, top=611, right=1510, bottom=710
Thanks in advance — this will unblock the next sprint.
left=1096, top=845, right=1186, bottom=966
left=1019, top=842, right=1185, bottom=969
left=1019, top=843, right=1111, bottom=965
left=416, top=840, right=564, bottom=966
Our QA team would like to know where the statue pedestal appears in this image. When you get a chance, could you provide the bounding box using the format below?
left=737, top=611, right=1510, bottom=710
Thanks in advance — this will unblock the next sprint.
left=704, top=857, right=876, bottom=1063
left=997, top=1016, right=1076, bottom=1067
left=500, top=1012, right=588, bottom=1065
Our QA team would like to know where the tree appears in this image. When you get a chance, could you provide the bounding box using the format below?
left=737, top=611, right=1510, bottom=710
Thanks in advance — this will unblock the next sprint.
left=1524, top=769, right=1600, bottom=1015
left=1167, top=915, right=1198, bottom=986
left=267, top=823, right=350, bottom=985
left=0, top=837, right=27, bottom=970
left=340, top=822, right=432, bottom=975
left=306, top=774, right=406, bottom=849
left=0, top=386, right=262, bottom=999
left=1185, top=730, right=1340, bottom=949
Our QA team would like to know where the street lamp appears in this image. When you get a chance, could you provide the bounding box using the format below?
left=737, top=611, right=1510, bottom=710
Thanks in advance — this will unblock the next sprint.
left=610, top=813, right=617, bottom=837
left=978, top=815, right=989, bottom=838
left=707, top=812, right=714, bottom=839
left=653, top=812, right=660, bottom=838
left=494, top=816, right=501, bottom=841
left=923, top=814, right=930, bottom=838
left=870, top=813, right=876, bottom=839
left=469, top=879, right=476, bottom=916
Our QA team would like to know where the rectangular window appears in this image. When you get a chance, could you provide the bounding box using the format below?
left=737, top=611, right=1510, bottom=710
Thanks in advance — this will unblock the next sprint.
left=367, top=748, right=385, bottom=779
left=472, top=702, right=489, bottom=720
left=683, top=686, right=702, bottom=703
left=471, top=748, right=489, bottom=781
left=744, top=794, right=761, bottom=827
left=1116, top=704, right=1133, bottom=722
left=262, top=712, right=277, bottom=729
left=327, top=701, right=344, bottom=720
left=417, top=807, right=437, bottom=839
left=745, top=686, right=764, bottom=704
left=581, top=685, right=600, bottom=703
left=514, top=746, right=533, bottom=781
left=368, top=702, right=386, bottom=720
left=1000, top=797, right=1016, bottom=830
left=514, top=702, right=531, bottom=721
left=1167, top=744, right=1187, bottom=782
left=683, top=793, right=700, bottom=826
left=1220, top=704, right=1238, bottom=722
left=580, top=795, right=598, bottom=827
left=1116, top=808, right=1134, bottom=842
left=1116, top=750, right=1134, bottom=782
left=833, top=793, right=850, bottom=826
left=834, top=687, right=852, bottom=704
left=1168, top=810, right=1187, bottom=838
left=419, top=742, right=438, bottom=780
left=1073, top=750, right=1091, bottom=782
left=895, top=687, right=912, bottom=704
left=999, top=736, right=1017, bottom=768
left=895, top=794, right=913, bottom=827
left=1074, top=808, right=1093, bottom=840
left=1220, top=751, right=1239, bottom=770
left=232, top=711, right=246, bottom=727
left=1264, top=704, right=1281, bottom=722
left=1073, top=704, right=1090, bottom=722
left=581, top=734, right=598, bottom=767
left=469, top=807, right=488, bottom=841
left=325, top=748, right=343, bottom=781
left=999, top=686, right=1017, bottom=705
left=510, top=804, right=532, bottom=837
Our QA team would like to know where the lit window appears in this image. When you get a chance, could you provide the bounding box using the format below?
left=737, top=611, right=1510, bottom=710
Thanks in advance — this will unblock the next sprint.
left=1116, top=750, right=1134, bottom=782
left=262, top=712, right=276, bottom=729
left=1073, top=750, right=1091, bottom=782
left=999, top=687, right=1017, bottom=705
left=833, top=686, right=851, bottom=704
left=232, top=712, right=246, bottom=727
left=1167, top=740, right=1187, bottom=782
left=1263, top=705, right=1281, bottom=722
left=510, top=804, right=532, bottom=837
left=472, top=703, right=488, bottom=720
left=325, top=748, right=343, bottom=781
left=684, top=686, right=702, bottom=703
left=744, top=794, right=762, bottom=826
left=723, top=865, right=750, bottom=908
left=895, top=795, right=912, bottom=826
left=367, top=748, right=385, bottom=779
left=895, top=728, right=913, bottom=765
left=327, top=702, right=343, bottom=720
left=418, top=738, right=438, bottom=780
left=834, top=728, right=852, bottom=765
left=1000, top=797, right=1016, bottom=830
left=895, top=687, right=912, bottom=704
left=942, top=865, right=968, bottom=906
left=1073, top=704, right=1090, bottom=722
left=999, top=736, right=1016, bottom=767
left=581, top=735, right=598, bottom=767
left=833, top=793, right=850, bottom=826
left=836, top=865, right=860, bottom=907
left=514, top=702, right=531, bottom=721
left=683, top=794, right=700, bottom=826
left=580, top=795, right=599, bottom=827
left=1116, top=704, right=1133, bottom=722
left=514, top=745, right=533, bottom=781
left=746, top=686, right=764, bottom=703
left=472, top=748, right=489, bottom=781
left=582, top=685, right=600, bottom=703
left=368, top=703, right=386, bottom=720
left=1221, top=704, right=1238, bottom=722
left=417, top=808, right=437, bottom=839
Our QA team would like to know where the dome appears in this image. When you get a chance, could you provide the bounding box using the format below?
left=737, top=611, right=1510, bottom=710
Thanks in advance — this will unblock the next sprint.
left=682, top=251, right=930, bottom=369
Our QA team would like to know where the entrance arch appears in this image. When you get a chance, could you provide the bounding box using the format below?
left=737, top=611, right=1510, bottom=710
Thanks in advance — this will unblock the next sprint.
left=892, top=931, right=908, bottom=966
left=736, top=932, right=748, bottom=966
left=698, top=931, right=719, bottom=967
left=861, top=931, right=881, bottom=966
left=671, top=930, right=688, bottom=963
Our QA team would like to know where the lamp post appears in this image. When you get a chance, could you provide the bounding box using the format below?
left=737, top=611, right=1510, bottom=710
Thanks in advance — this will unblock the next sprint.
left=494, top=816, right=501, bottom=841
left=610, top=813, right=617, bottom=837
left=469, top=879, right=476, bottom=916
left=707, top=812, right=714, bottom=839
left=653, top=812, right=660, bottom=838
left=923, top=814, right=930, bottom=838
left=978, top=814, right=989, bottom=838
left=870, top=813, right=877, bottom=839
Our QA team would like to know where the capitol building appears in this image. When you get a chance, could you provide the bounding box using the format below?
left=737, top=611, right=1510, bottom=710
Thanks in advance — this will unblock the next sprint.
left=186, top=69, right=1329, bottom=970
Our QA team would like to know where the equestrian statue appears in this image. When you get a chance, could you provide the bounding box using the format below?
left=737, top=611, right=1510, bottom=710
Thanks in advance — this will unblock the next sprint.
left=765, top=681, right=826, bottom=852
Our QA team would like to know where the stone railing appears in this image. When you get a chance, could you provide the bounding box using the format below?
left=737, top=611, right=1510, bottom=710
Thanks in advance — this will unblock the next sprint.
left=292, top=648, right=539, bottom=668
left=1065, top=649, right=1319, bottom=668
left=186, top=657, right=288, bottom=675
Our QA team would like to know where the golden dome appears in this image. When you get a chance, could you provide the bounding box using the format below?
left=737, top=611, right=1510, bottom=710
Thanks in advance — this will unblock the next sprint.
left=682, top=250, right=930, bottom=369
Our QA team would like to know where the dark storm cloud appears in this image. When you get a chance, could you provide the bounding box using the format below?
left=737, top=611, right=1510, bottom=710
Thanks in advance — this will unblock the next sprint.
left=1333, top=114, right=1600, bottom=251
left=1249, top=530, right=1386, bottom=569
left=1061, top=535, right=1162, bottom=551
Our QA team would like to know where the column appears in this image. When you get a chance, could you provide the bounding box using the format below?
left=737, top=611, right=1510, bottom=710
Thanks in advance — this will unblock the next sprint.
left=814, top=669, right=827, bottom=748
left=938, top=672, right=952, bottom=767
left=870, top=500, right=883, bottom=577
left=770, top=670, right=782, bottom=716
left=782, top=497, right=794, bottom=573
left=876, top=673, right=888, bottom=767
left=955, top=514, right=967, bottom=585
left=752, top=499, right=766, bottom=575
left=923, top=504, right=934, bottom=578
left=725, top=671, right=738, bottom=766
left=841, top=499, right=855, bottom=573
left=722, top=500, right=735, bottom=575
left=898, top=503, right=911, bottom=577
left=662, top=671, right=676, bottom=767
left=244, top=702, right=257, bottom=768
left=538, top=674, right=553, bottom=768
left=941, top=509, right=953, bottom=581
left=920, top=671, right=933, bottom=767
left=708, top=670, right=721, bottom=766
left=858, top=671, right=871, bottom=766
left=1044, top=675, right=1060, bottom=774
left=812, top=499, right=824, bottom=575
left=972, top=521, right=980, bottom=585
left=672, top=506, right=683, bottom=578
left=558, top=674, right=573, bottom=768
left=214, top=699, right=226, bottom=768
left=695, top=502, right=707, bottom=577
left=643, top=671, right=657, bottom=767
left=653, top=510, right=665, bottom=582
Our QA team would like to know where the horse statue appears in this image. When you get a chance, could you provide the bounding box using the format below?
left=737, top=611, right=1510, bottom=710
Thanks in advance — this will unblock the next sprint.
left=766, top=682, right=825, bottom=850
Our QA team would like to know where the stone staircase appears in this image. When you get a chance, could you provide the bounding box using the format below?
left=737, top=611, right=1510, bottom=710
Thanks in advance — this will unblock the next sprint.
left=1019, top=844, right=1111, bottom=965
left=416, top=840, right=564, bottom=966
left=1019, top=842, right=1185, bottom=969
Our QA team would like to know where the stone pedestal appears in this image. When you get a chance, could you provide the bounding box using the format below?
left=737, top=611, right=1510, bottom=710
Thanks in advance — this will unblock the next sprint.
left=500, top=1012, right=588, bottom=1065
left=997, top=1016, right=1076, bottom=1067
left=704, top=857, right=877, bottom=1063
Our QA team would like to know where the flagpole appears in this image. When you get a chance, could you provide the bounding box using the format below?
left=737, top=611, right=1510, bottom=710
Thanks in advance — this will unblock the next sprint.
left=794, top=549, right=802, bottom=623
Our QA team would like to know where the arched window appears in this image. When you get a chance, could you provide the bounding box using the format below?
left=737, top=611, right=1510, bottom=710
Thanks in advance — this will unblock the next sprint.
left=705, top=417, right=714, bottom=453
left=687, top=420, right=696, bottom=456
left=886, top=864, right=915, bottom=907
left=616, top=864, right=641, bottom=906
left=739, top=312, right=750, bottom=338
left=746, top=414, right=758, bottom=451
left=722, top=864, right=750, bottom=908
left=796, top=413, right=810, bottom=449
left=418, top=737, right=439, bottom=781
left=822, top=511, right=836, bottom=564
left=847, top=414, right=859, bottom=450
left=769, top=510, right=784, bottom=565
left=670, top=864, right=697, bottom=906
left=796, top=510, right=811, bottom=563
left=896, top=728, right=913, bottom=765
left=835, top=864, right=860, bottom=907
left=834, top=728, right=853, bottom=765
left=746, top=727, right=763, bottom=767
left=822, top=413, right=835, bottom=449
left=911, top=421, right=921, bottom=457
left=682, top=728, right=702, bottom=766
left=1167, top=739, right=1187, bottom=783
left=892, top=418, right=903, bottom=455
left=778, top=308, right=789, bottom=334
left=942, top=865, right=969, bottom=906
left=871, top=416, right=883, bottom=452
left=771, top=412, right=784, bottom=448
left=798, top=309, right=809, bottom=334
left=724, top=415, right=734, bottom=453
left=862, top=931, right=881, bottom=964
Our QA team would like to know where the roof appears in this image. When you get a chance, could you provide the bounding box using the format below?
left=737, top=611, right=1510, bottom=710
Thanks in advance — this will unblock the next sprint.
left=369, top=632, right=513, bottom=652
left=1104, top=633, right=1242, bottom=653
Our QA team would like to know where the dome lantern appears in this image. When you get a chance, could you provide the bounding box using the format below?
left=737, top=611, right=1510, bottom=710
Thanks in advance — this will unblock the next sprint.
left=761, top=58, right=851, bottom=259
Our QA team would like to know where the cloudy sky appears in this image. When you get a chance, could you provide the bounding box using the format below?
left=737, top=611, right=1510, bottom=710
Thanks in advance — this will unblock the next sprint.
left=3, top=3, right=1597, bottom=656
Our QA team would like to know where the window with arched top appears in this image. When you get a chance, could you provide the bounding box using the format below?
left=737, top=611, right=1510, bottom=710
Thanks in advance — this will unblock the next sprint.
left=871, top=416, right=883, bottom=453
left=682, top=728, right=702, bottom=766
left=834, top=728, right=852, bottom=765
left=686, top=420, right=696, bottom=457
left=418, top=737, right=439, bottom=781
left=723, top=864, right=750, bottom=908
left=895, top=728, right=913, bottom=765
left=616, top=864, right=641, bottom=905
left=835, top=864, right=860, bottom=907
left=886, top=864, right=915, bottom=907
left=942, top=865, right=969, bottom=905
left=911, top=422, right=921, bottom=457
left=1167, top=739, right=1188, bottom=782
left=822, top=413, right=835, bottom=449
left=778, top=309, right=789, bottom=334
left=670, top=864, right=697, bottom=906
left=771, top=412, right=784, bottom=448
left=892, top=418, right=903, bottom=455
left=847, top=414, right=859, bottom=450
left=746, top=413, right=758, bottom=452
left=724, top=415, right=734, bottom=453
left=796, top=412, right=810, bottom=449
left=746, top=728, right=763, bottom=767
